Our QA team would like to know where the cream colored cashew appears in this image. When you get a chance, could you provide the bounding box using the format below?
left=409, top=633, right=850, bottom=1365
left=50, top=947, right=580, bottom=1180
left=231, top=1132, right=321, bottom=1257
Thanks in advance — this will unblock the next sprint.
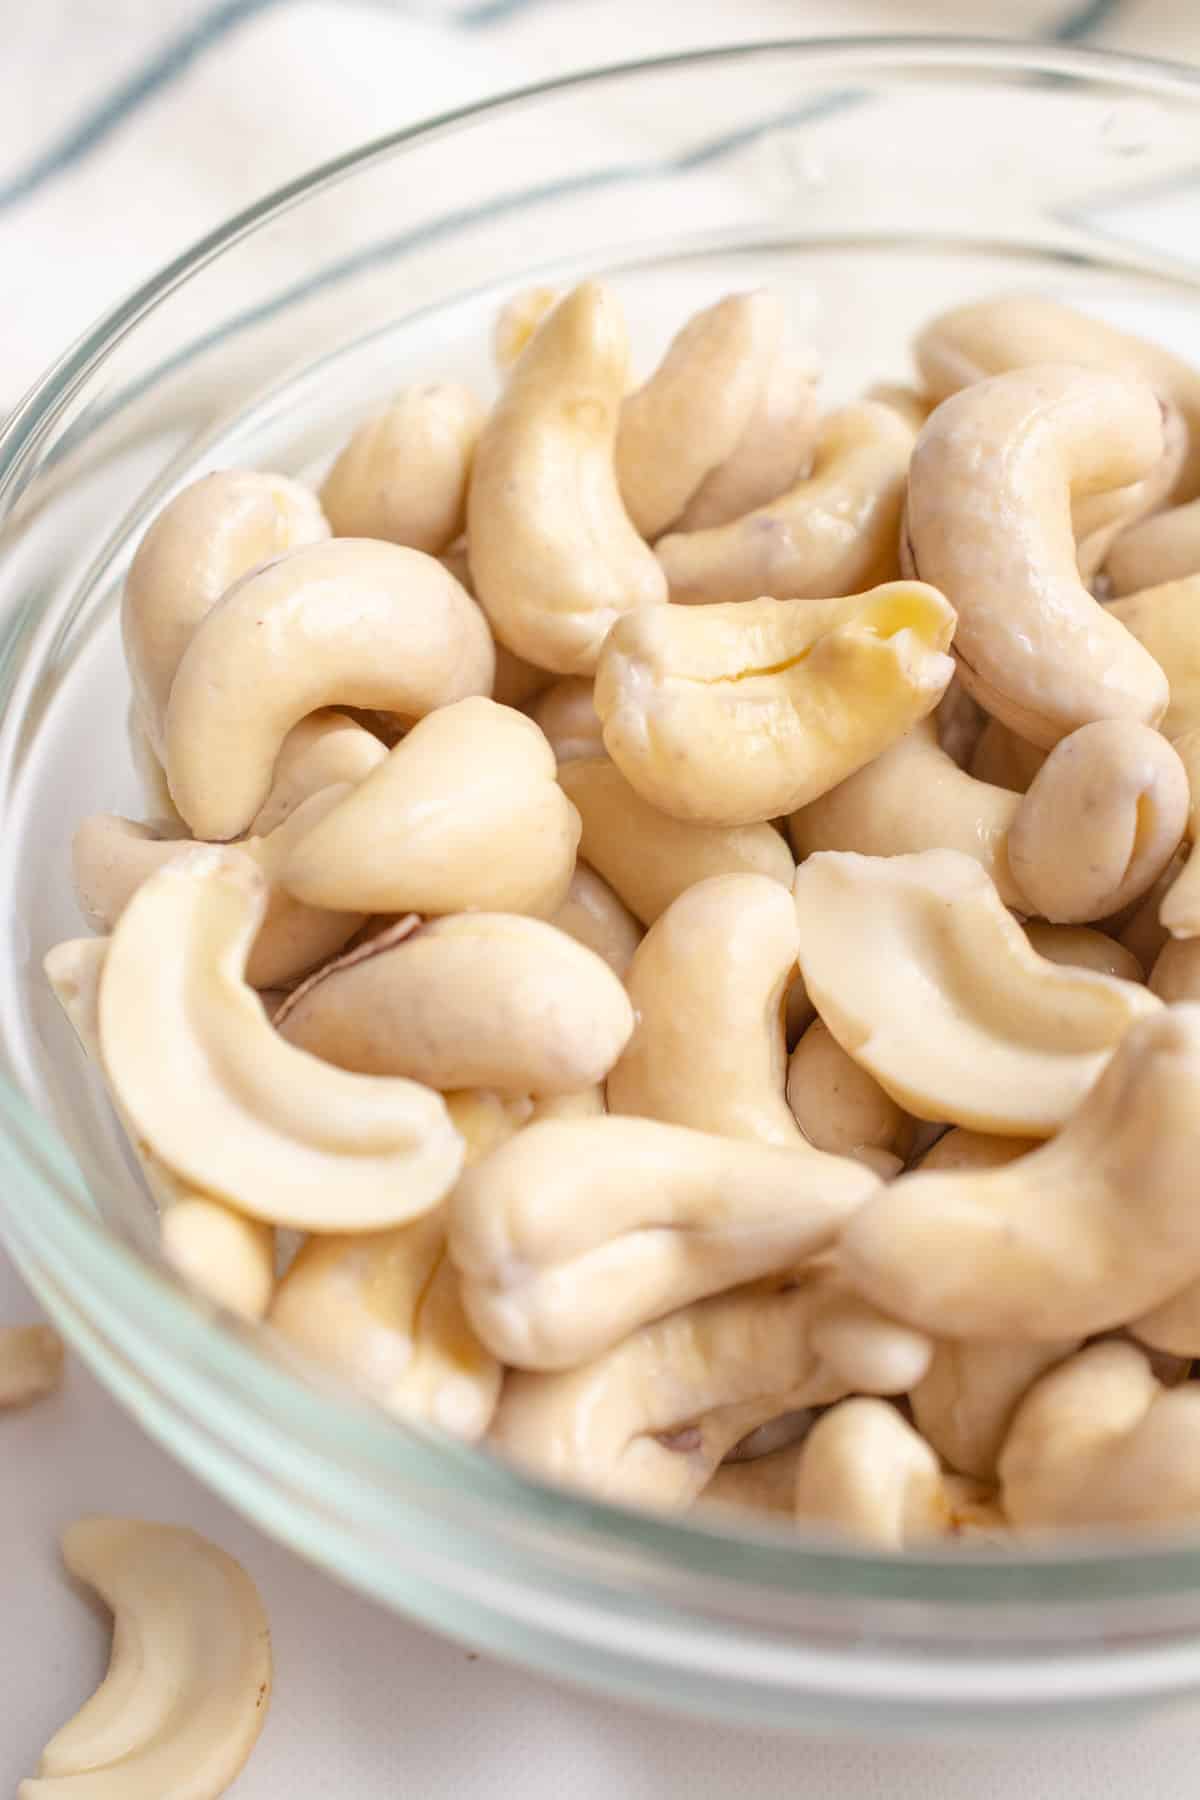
left=1129, top=1277, right=1200, bottom=1359
left=615, top=290, right=784, bottom=539
left=595, top=581, right=956, bottom=827
left=548, top=861, right=642, bottom=979
left=467, top=281, right=667, bottom=675
left=998, top=1341, right=1200, bottom=1529
left=19, top=1517, right=271, bottom=1800
left=165, top=538, right=495, bottom=840
left=1073, top=400, right=1187, bottom=581
left=492, top=285, right=562, bottom=372
left=1007, top=720, right=1188, bottom=923
left=792, top=849, right=1158, bottom=1135
left=1113, top=850, right=1184, bottom=973
left=674, top=347, right=820, bottom=532
left=528, top=1086, right=606, bottom=1123
left=1150, top=937, right=1200, bottom=1001
left=806, top=1283, right=933, bottom=1393
left=915, top=1128, right=1039, bottom=1173
left=0, top=1325, right=64, bottom=1409
left=911, top=1339, right=1080, bottom=1481
left=787, top=717, right=1024, bottom=908
left=247, top=709, right=386, bottom=835
left=792, top=1399, right=952, bottom=1547
left=278, top=697, right=578, bottom=917
left=1108, top=497, right=1200, bottom=597
left=786, top=1018, right=914, bottom=1165
left=1023, top=922, right=1143, bottom=984
left=968, top=718, right=1045, bottom=793
left=841, top=1004, right=1200, bottom=1340
left=864, top=381, right=934, bottom=434
left=97, top=849, right=463, bottom=1230
left=527, top=677, right=603, bottom=763
left=1108, top=575, right=1200, bottom=743
left=1158, top=729, right=1200, bottom=937
left=655, top=401, right=913, bottom=605
left=318, top=383, right=483, bottom=551
left=277, top=912, right=632, bottom=1095
left=558, top=756, right=794, bottom=926
left=122, top=468, right=329, bottom=758
left=605, top=873, right=803, bottom=1147
left=903, top=364, right=1169, bottom=747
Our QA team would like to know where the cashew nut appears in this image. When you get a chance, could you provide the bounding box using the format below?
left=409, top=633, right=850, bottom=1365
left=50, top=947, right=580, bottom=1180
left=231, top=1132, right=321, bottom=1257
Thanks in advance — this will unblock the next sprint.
left=1129, top=1275, right=1200, bottom=1359
left=792, top=1399, right=952, bottom=1547
left=0, top=1325, right=64, bottom=1409
left=792, top=849, right=1158, bottom=1134
left=864, top=381, right=934, bottom=434
left=165, top=538, right=495, bottom=839
left=968, top=717, right=1045, bottom=793
left=1150, top=937, right=1200, bottom=1002
left=1023, top=922, right=1143, bottom=984
left=786, top=1018, right=914, bottom=1165
left=467, top=281, right=667, bottom=675
left=935, top=678, right=986, bottom=769
left=1158, top=729, right=1200, bottom=936
left=903, top=364, right=1169, bottom=747
left=246, top=709, right=386, bottom=835
left=674, top=347, right=820, bottom=532
left=492, top=285, right=562, bottom=372
left=1113, top=848, right=1186, bottom=972
left=548, top=860, right=642, bottom=979
left=914, top=1128, right=1038, bottom=1173
left=527, top=676, right=604, bottom=763
left=701, top=1438, right=811, bottom=1516
left=492, top=639, right=552, bottom=710
left=806, top=1281, right=933, bottom=1393
left=318, top=382, right=482, bottom=551
left=1108, top=497, right=1200, bottom=597
left=911, top=1339, right=1080, bottom=1481
left=594, top=581, right=956, bottom=827
left=19, top=1517, right=271, bottom=1799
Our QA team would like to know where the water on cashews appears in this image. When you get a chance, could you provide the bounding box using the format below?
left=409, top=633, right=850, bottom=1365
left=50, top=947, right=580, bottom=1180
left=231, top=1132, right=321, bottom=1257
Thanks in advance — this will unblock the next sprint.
left=792, top=1399, right=957, bottom=1548
left=164, top=537, right=495, bottom=841
left=547, top=861, right=642, bottom=980
left=594, top=581, right=956, bottom=828
left=467, top=281, right=667, bottom=676
left=673, top=345, right=821, bottom=533
left=903, top=364, right=1169, bottom=748
left=121, top=468, right=330, bottom=760
left=0, top=1325, right=64, bottom=1409
left=318, top=381, right=483, bottom=551
left=18, top=1517, right=271, bottom=1800
left=279, top=697, right=579, bottom=918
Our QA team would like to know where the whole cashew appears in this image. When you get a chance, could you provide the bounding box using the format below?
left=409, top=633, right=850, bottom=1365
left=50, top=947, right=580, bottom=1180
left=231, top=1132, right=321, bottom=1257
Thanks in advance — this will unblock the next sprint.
left=968, top=718, right=1046, bottom=793
left=278, top=697, right=579, bottom=918
left=165, top=538, right=495, bottom=840
left=557, top=756, right=794, bottom=926
left=1108, top=575, right=1200, bottom=744
left=0, top=1325, right=64, bottom=1409
left=1024, top=922, right=1144, bottom=984
left=449, top=1117, right=876, bottom=1370
left=864, top=381, right=934, bottom=434
left=548, top=861, right=642, bottom=980
left=911, top=1339, right=1080, bottom=1481
left=467, top=281, right=667, bottom=675
left=492, top=285, right=563, bottom=372
left=806, top=1280, right=933, bottom=1393
left=903, top=364, right=1169, bottom=747
left=841, top=1005, right=1200, bottom=1340
left=527, top=677, right=604, bottom=763
left=655, top=401, right=914, bottom=605
left=914, top=1128, right=1038, bottom=1173
left=786, top=1018, right=914, bottom=1166
left=792, top=849, right=1159, bottom=1135
left=1150, top=937, right=1200, bottom=1002
left=792, top=1399, right=953, bottom=1547
left=594, top=581, right=956, bottom=827
left=1108, top=497, right=1200, bottom=597
left=122, top=468, right=329, bottom=757
left=247, top=709, right=386, bottom=835
left=318, top=382, right=483, bottom=551
left=674, top=346, right=821, bottom=532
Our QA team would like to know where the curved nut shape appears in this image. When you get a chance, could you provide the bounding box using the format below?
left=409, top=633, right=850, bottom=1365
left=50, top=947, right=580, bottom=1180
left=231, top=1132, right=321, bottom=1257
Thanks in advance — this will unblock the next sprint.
left=165, top=538, right=495, bottom=839
left=319, top=382, right=483, bottom=551
left=792, top=849, right=1159, bottom=1134
left=526, top=677, right=604, bottom=763
left=904, top=364, right=1169, bottom=747
left=19, top=1517, right=270, bottom=1799
left=786, top=1018, right=913, bottom=1165
left=793, top=1399, right=952, bottom=1547
left=615, top=290, right=783, bottom=539
left=864, top=382, right=934, bottom=434
left=449, top=1117, right=876, bottom=1370
left=655, top=401, right=913, bottom=605
left=122, top=469, right=329, bottom=758
left=1108, top=496, right=1200, bottom=597
left=595, top=581, right=956, bottom=827
left=279, top=697, right=579, bottom=917
left=1108, top=574, right=1200, bottom=743
left=0, top=1324, right=64, bottom=1409
left=1073, top=400, right=1187, bottom=580
left=842, top=1005, right=1200, bottom=1340
left=1023, top=922, right=1143, bottom=983
left=493, top=285, right=563, bottom=371
left=968, top=718, right=1046, bottom=793
left=914, top=1128, right=1039, bottom=1173
left=1007, top=720, right=1188, bottom=923
left=247, top=709, right=386, bottom=835
left=97, top=849, right=463, bottom=1230
left=467, top=281, right=667, bottom=675
left=605, top=874, right=802, bottom=1146
left=911, top=1339, right=1080, bottom=1482
left=675, top=347, right=821, bottom=532
left=548, top=861, right=642, bottom=979
left=277, top=912, right=632, bottom=1095
left=1150, top=937, right=1200, bottom=1002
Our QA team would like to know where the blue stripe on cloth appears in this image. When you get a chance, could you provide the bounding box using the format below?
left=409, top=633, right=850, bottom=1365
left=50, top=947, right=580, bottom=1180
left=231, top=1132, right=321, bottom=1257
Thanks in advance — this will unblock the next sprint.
left=1045, top=0, right=1128, bottom=43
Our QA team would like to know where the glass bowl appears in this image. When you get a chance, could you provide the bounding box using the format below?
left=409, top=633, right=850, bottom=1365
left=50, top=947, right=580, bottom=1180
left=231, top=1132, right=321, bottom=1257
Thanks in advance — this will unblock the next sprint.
left=5, top=37, right=1200, bottom=1733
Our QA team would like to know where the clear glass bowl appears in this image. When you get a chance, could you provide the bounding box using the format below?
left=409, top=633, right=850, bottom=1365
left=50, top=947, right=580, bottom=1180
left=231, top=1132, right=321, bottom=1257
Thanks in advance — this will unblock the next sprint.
left=5, top=37, right=1200, bottom=1732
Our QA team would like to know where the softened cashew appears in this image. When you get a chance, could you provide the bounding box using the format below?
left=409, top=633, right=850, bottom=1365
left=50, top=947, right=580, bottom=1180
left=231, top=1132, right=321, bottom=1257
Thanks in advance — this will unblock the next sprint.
left=605, top=874, right=803, bottom=1146
left=165, top=538, right=495, bottom=840
left=595, top=582, right=956, bottom=827
left=914, top=1128, right=1038, bottom=1173
left=527, top=677, right=603, bottom=763
left=318, top=383, right=483, bottom=551
left=968, top=718, right=1045, bottom=793
left=97, top=849, right=463, bottom=1230
left=911, top=1339, right=1080, bottom=1481
left=0, top=1325, right=64, bottom=1408
left=792, top=850, right=1158, bottom=1134
left=1108, top=575, right=1200, bottom=742
left=278, top=697, right=578, bottom=917
left=277, top=912, right=632, bottom=1095
left=122, top=468, right=329, bottom=758
left=1024, top=922, right=1143, bottom=983
left=548, top=861, right=642, bottom=979
left=786, top=1018, right=914, bottom=1165
left=807, top=1283, right=933, bottom=1393
left=655, top=401, right=913, bottom=605
left=247, top=709, right=386, bottom=835
left=903, top=364, right=1169, bottom=747
left=792, top=1399, right=952, bottom=1547
left=674, top=347, right=820, bottom=532
left=1150, top=937, right=1200, bottom=1001
left=1006, top=720, right=1188, bottom=923
left=615, top=290, right=783, bottom=539
left=1108, top=497, right=1200, bottom=597
left=1074, top=401, right=1187, bottom=581
left=492, top=285, right=562, bottom=372
left=1113, top=850, right=1185, bottom=972
left=841, top=1005, right=1200, bottom=1339
left=19, top=1517, right=271, bottom=1800
left=467, top=281, right=667, bottom=675
left=558, top=756, right=794, bottom=926
left=864, top=381, right=934, bottom=433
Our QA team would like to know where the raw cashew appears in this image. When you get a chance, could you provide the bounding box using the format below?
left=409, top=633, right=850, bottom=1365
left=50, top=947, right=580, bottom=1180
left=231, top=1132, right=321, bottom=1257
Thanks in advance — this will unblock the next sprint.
left=841, top=1004, right=1200, bottom=1340
left=19, top=1517, right=271, bottom=1799
left=1150, top=937, right=1200, bottom=1001
left=277, top=912, right=633, bottom=1095
left=807, top=1283, right=933, bottom=1393
left=1108, top=497, right=1200, bottom=597
left=674, top=346, right=820, bottom=532
left=1113, top=850, right=1184, bottom=972
left=968, top=718, right=1045, bottom=793
left=467, top=281, right=667, bottom=675
left=864, top=381, right=934, bottom=433
left=655, top=401, right=913, bottom=605
left=1108, top=575, right=1200, bottom=742
left=914, top=1129, right=1038, bottom=1173
left=786, top=1018, right=913, bottom=1165
left=792, top=850, right=1159, bottom=1134
left=594, top=581, right=956, bottom=827
left=247, top=709, right=386, bottom=835
left=605, top=874, right=803, bottom=1146
left=278, top=697, right=579, bottom=917
left=318, top=382, right=482, bottom=551
left=558, top=756, right=794, bottom=926
left=97, top=849, right=463, bottom=1230
left=165, top=538, right=495, bottom=840
left=911, top=1339, right=1080, bottom=1481
left=615, top=290, right=783, bottom=539
left=449, top=1117, right=876, bottom=1370
left=548, top=861, right=642, bottom=979
left=1023, top=922, right=1143, bottom=984
left=0, top=1325, right=64, bottom=1408
left=1073, top=400, right=1187, bottom=580
left=527, top=677, right=604, bottom=762
left=122, top=468, right=329, bottom=757
left=493, top=285, right=562, bottom=372
left=793, top=1399, right=952, bottom=1547
left=903, top=364, right=1169, bottom=747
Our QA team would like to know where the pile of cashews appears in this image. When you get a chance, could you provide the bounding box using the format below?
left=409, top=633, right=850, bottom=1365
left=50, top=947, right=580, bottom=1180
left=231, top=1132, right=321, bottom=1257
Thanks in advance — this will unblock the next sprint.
left=44, top=277, right=1200, bottom=1558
